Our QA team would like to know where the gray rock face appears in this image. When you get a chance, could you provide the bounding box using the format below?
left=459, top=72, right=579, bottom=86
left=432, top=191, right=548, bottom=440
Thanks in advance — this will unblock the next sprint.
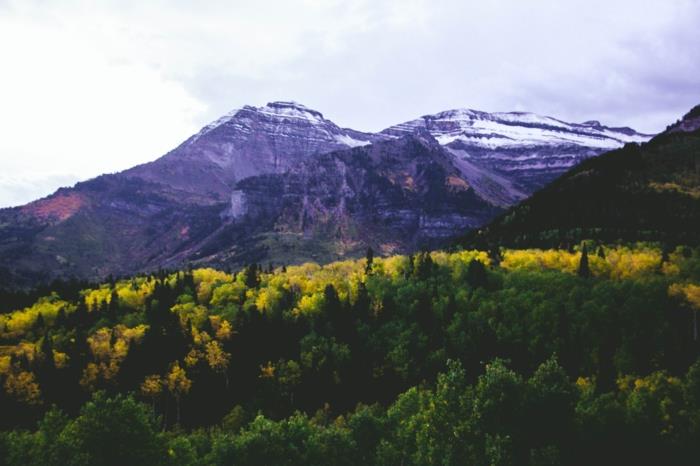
left=185, top=134, right=501, bottom=267
left=382, top=108, right=653, bottom=194
left=226, top=191, right=247, bottom=219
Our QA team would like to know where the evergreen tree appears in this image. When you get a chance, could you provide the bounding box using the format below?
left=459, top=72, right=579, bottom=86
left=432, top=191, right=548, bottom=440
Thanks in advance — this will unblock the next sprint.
left=39, top=333, right=55, bottom=370
left=107, top=289, right=119, bottom=322
left=244, top=264, right=260, bottom=289
left=414, top=252, right=433, bottom=281
left=36, top=332, right=59, bottom=405
left=365, top=247, right=374, bottom=275
left=33, top=313, right=45, bottom=333
left=55, top=308, right=68, bottom=328
left=578, top=244, right=591, bottom=278
left=405, top=254, right=415, bottom=279
left=466, top=259, right=488, bottom=289
left=489, top=245, right=502, bottom=267
left=597, top=246, right=606, bottom=259
left=71, top=297, right=90, bottom=330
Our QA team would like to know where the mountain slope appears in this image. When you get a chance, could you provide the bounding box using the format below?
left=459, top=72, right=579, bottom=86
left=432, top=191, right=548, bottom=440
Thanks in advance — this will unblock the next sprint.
left=462, top=105, right=700, bottom=249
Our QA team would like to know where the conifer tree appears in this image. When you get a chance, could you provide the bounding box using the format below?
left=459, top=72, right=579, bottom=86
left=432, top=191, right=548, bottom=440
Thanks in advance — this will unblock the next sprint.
left=597, top=246, right=606, bottom=259
left=466, top=259, right=488, bottom=289
left=578, top=244, right=591, bottom=278
left=55, top=307, right=68, bottom=328
left=489, top=245, right=502, bottom=267
left=33, top=313, right=45, bottom=333
left=107, top=289, right=119, bottom=322
left=244, top=263, right=260, bottom=288
left=365, top=247, right=374, bottom=275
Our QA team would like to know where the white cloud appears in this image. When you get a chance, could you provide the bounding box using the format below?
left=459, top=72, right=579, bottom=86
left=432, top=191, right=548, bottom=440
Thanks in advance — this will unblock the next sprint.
left=0, top=1, right=206, bottom=206
left=0, top=0, right=698, bottom=207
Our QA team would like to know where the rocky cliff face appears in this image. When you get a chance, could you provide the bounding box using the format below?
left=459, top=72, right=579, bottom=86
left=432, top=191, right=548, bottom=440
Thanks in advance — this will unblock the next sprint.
left=0, top=101, right=653, bottom=285
left=382, top=108, right=652, bottom=193
left=176, top=133, right=501, bottom=267
left=124, top=101, right=385, bottom=203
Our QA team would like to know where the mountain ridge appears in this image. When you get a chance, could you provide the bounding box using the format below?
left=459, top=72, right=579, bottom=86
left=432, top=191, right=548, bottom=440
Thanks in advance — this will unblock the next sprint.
left=0, top=100, right=654, bottom=286
left=382, top=107, right=652, bottom=193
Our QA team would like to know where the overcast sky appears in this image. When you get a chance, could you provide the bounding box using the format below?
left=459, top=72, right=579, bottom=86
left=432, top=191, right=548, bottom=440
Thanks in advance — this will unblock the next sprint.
left=1, top=0, right=699, bottom=208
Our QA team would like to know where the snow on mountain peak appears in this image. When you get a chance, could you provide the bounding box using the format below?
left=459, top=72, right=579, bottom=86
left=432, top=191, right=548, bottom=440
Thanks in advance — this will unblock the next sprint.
left=382, top=108, right=651, bottom=150
left=256, top=101, right=326, bottom=123
left=189, top=101, right=333, bottom=144
left=265, top=100, right=323, bottom=115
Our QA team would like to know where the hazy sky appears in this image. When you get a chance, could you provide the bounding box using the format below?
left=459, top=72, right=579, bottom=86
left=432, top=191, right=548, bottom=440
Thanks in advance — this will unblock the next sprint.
left=1, top=0, right=699, bottom=207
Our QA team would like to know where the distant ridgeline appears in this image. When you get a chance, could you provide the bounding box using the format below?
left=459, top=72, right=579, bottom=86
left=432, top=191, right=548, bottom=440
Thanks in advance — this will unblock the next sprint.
left=462, top=105, right=700, bottom=250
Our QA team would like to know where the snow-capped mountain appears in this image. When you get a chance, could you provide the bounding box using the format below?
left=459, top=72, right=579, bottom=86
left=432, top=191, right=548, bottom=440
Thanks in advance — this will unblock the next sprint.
left=0, top=101, right=655, bottom=285
left=124, top=101, right=384, bottom=203
left=382, top=109, right=653, bottom=193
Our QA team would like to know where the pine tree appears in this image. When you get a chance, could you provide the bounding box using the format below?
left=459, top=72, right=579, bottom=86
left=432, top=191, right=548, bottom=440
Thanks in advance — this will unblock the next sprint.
left=55, top=307, right=68, bottom=328
left=414, top=252, right=433, bottom=280
left=72, top=297, right=90, bottom=330
left=108, top=289, right=119, bottom=322
left=33, top=313, right=46, bottom=333
left=244, top=263, right=260, bottom=288
left=466, top=259, right=488, bottom=289
left=365, top=247, right=375, bottom=275
left=39, top=332, right=56, bottom=371
left=489, top=245, right=502, bottom=267
left=405, top=254, right=415, bottom=279
left=578, top=244, right=591, bottom=278
left=596, top=246, right=606, bottom=259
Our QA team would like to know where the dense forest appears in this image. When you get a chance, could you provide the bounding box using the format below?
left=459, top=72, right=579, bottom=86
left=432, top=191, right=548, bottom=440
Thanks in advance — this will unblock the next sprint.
left=1, top=243, right=700, bottom=465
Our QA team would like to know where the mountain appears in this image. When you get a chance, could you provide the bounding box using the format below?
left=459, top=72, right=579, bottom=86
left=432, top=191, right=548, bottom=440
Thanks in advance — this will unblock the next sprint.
left=382, top=108, right=651, bottom=196
left=462, top=104, right=700, bottom=249
left=124, top=101, right=386, bottom=203
left=0, top=101, right=651, bottom=285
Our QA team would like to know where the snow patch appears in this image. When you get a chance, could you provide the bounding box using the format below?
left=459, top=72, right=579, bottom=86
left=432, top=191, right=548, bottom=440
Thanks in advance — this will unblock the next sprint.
left=385, top=108, right=652, bottom=151
left=335, top=134, right=371, bottom=147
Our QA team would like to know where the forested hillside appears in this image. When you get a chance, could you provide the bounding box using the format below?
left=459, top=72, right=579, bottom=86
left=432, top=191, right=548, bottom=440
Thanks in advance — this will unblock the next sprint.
left=1, top=244, right=700, bottom=465
left=462, top=116, right=700, bottom=250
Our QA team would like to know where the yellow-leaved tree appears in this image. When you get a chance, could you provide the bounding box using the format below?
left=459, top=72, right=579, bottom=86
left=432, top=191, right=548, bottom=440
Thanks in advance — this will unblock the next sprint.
left=4, top=370, right=41, bottom=405
left=205, top=340, right=231, bottom=388
left=166, top=361, right=192, bottom=425
left=140, top=374, right=164, bottom=410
